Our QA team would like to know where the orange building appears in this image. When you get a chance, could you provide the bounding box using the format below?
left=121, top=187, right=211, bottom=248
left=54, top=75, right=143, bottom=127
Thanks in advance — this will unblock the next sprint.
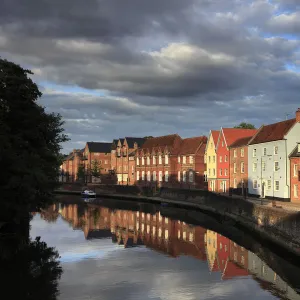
left=61, top=149, right=84, bottom=182
left=289, top=143, right=300, bottom=202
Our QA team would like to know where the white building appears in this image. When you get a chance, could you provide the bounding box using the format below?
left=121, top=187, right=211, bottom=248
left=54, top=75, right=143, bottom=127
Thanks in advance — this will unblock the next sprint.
left=248, top=109, right=300, bottom=200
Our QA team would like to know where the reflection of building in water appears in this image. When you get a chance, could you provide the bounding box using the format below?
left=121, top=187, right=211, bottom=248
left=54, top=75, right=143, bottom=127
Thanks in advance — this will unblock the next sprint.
left=205, top=230, right=219, bottom=272
left=248, top=252, right=300, bottom=300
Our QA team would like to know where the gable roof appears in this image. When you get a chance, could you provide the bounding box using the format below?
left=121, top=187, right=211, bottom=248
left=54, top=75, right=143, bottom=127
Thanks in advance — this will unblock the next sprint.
left=87, top=142, right=112, bottom=153
left=217, top=128, right=257, bottom=149
left=249, top=118, right=296, bottom=145
left=179, top=136, right=207, bottom=155
left=212, top=130, right=220, bottom=145
left=289, top=144, right=300, bottom=158
left=125, top=137, right=146, bottom=148
left=140, top=134, right=182, bottom=152
left=229, top=133, right=257, bottom=148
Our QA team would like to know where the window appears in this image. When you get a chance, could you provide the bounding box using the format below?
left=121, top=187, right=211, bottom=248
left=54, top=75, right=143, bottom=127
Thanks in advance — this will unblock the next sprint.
left=105, top=160, right=108, bottom=164
left=267, top=180, right=271, bottom=190
left=208, top=156, right=211, bottom=163
left=210, top=142, right=213, bottom=148
left=183, top=171, right=186, bottom=182
left=225, top=155, right=228, bottom=162
left=165, top=155, right=169, bottom=165
left=263, top=147, right=267, bottom=156
left=234, top=150, right=237, bottom=158
left=253, top=162, right=257, bottom=172
left=225, top=169, right=228, bottom=176
left=189, top=156, right=193, bottom=163
left=178, top=156, right=180, bottom=163
left=147, top=171, right=151, bottom=181
left=183, top=156, right=186, bottom=164
left=274, top=161, right=279, bottom=172
left=294, top=185, right=298, bottom=198
left=178, top=171, right=181, bottom=181
left=213, top=156, right=216, bottom=163
left=220, top=169, right=222, bottom=176
left=147, top=156, right=150, bottom=165
left=233, top=163, right=237, bottom=173
left=262, top=161, right=266, bottom=171
left=136, top=171, right=140, bottom=180
left=142, top=157, right=145, bottom=165
left=208, top=169, right=211, bottom=176
left=153, top=171, right=157, bottom=181
left=159, top=155, right=162, bottom=164
left=165, top=171, right=169, bottom=182
left=153, top=156, right=156, bottom=165
left=142, top=171, right=145, bottom=180
left=136, top=157, right=139, bottom=165
left=159, top=171, right=163, bottom=182
left=213, top=169, right=216, bottom=176
left=241, top=162, right=245, bottom=173
left=234, top=178, right=237, bottom=188
left=241, top=148, right=244, bottom=157
left=253, top=180, right=258, bottom=189
left=189, top=171, right=193, bottom=182
left=124, top=165, right=127, bottom=171
left=294, top=164, right=298, bottom=177
left=274, top=146, right=278, bottom=155
left=275, top=180, right=279, bottom=191
left=253, top=149, right=257, bottom=157
left=220, top=156, right=223, bottom=163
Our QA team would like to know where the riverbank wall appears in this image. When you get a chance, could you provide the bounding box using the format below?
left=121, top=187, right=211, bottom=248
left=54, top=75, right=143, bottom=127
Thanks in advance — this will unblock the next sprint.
left=55, top=184, right=300, bottom=256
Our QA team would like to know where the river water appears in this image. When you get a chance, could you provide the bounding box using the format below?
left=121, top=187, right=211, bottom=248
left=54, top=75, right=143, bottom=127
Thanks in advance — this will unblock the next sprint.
left=30, top=196, right=300, bottom=300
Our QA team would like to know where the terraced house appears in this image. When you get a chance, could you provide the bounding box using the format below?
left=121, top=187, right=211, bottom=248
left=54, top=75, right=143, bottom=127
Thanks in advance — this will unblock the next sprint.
left=205, top=130, right=219, bottom=192
left=248, top=109, right=300, bottom=201
left=289, top=143, right=300, bottom=202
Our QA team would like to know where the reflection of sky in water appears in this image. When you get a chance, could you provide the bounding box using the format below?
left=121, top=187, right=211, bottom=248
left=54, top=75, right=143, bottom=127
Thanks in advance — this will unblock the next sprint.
left=30, top=214, right=281, bottom=300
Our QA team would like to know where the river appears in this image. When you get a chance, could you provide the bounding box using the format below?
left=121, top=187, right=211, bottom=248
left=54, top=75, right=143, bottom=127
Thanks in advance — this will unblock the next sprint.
left=30, top=196, right=300, bottom=300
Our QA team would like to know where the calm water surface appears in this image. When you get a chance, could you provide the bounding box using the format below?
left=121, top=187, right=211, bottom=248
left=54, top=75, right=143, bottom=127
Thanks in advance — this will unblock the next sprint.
left=30, top=197, right=300, bottom=300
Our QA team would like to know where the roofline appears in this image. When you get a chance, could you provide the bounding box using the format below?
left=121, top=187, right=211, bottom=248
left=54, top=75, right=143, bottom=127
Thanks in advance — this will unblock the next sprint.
left=215, top=128, right=226, bottom=150
left=205, top=130, right=217, bottom=153
left=288, top=143, right=300, bottom=158
left=246, top=124, right=264, bottom=146
left=283, top=119, right=298, bottom=139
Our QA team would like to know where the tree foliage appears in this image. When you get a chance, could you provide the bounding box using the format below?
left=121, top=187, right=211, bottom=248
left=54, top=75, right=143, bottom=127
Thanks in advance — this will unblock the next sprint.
left=234, top=122, right=256, bottom=129
left=90, top=160, right=102, bottom=178
left=0, top=58, right=69, bottom=216
left=77, top=164, right=86, bottom=181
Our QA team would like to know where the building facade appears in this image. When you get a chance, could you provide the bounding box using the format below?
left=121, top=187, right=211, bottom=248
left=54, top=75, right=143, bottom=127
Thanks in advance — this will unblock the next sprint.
left=216, top=128, right=257, bottom=193
left=205, top=130, right=219, bottom=192
left=136, top=134, right=182, bottom=188
left=61, top=149, right=83, bottom=182
left=248, top=109, right=300, bottom=200
left=176, top=136, right=207, bottom=189
left=229, top=135, right=257, bottom=195
left=289, top=143, right=300, bottom=202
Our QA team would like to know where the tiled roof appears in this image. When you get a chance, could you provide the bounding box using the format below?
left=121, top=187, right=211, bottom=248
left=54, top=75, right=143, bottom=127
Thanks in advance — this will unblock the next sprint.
left=140, top=134, right=182, bottom=152
left=249, top=118, right=296, bottom=145
left=125, top=137, right=146, bottom=148
left=289, top=144, right=300, bottom=158
left=179, top=136, right=207, bottom=154
left=211, top=130, right=219, bottom=146
left=220, top=128, right=257, bottom=148
left=229, top=134, right=257, bottom=148
left=87, top=142, right=112, bottom=153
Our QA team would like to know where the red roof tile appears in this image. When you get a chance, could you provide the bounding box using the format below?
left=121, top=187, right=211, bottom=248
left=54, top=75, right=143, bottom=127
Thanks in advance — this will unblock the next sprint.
left=219, top=128, right=257, bottom=148
left=211, top=131, right=219, bottom=145
left=140, top=134, right=182, bottom=153
left=229, top=133, right=257, bottom=148
left=249, top=118, right=296, bottom=145
left=179, top=136, right=207, bottom=155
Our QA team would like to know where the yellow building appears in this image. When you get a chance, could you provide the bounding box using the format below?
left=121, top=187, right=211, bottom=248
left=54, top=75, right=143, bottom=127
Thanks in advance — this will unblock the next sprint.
left=204, top=229, right=219, bottom=272
left=204, top=130, right=219, bottom=192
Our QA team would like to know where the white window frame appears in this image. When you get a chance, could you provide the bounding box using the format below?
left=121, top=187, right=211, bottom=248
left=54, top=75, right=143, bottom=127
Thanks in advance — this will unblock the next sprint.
left=262, top=161, right=266, bottom=172
left=189, top=171, right=193, bottom=183
left=213, top=169, right=216, bottom=176
left=147, top=156, right=150, bottom=165
left=225, top=155, right=228, bottom=162
left=136, top=157, right=139, bottom=166
left=213, top=156, right=216, bottom=163
left=241, top=162, right=245, bottom=173
left=241, top=148, right=244, bottom=157
left=142, top=157, right=145, bottom=165
left=220, top=169, right=222, bottom=176
left=159, top=171, right=163, bottom=182
left=165, top=154, right=169, bottom=165
left=274, top=161, right=279, bottom=172
left=294, top=185, right=298, bottom=198
left=136, top=171, right=140, bottom=180
left=208, top=156, right=211, bottom=163
left=294, top=164, right=298, bottom=177
left=275, top=180, right=279, bottom=191
left=153, top=171, right=157, bottom=181
left=253, top=149, right=257, bottom=157
left=147, top=171, right=151, bottom=181
left=234, top=150, right=237, bottom=158
left=267, top=180, right=271, bottom=190
left=225, top=169, right=228, bottom=176
left=189, top=156, right=193, bottom=163
left=183, top=171, right=186, bottom=182
left=234, top=178, right=237, bottom=188
left=253, top=162, right=257, bottom=172
left=274, top=146, right=278, bottom=155
left=253, top=180, right=258, bottom=189
left=178, top=171, right=181, bottom=182
left=178, top=156, right=180, bottom=163
left=158, top=155, right=162, bottom=164
left=263, top=147, right=267, bottom=156
left=153, top=156, right=156, bottom=165
left=183, top=156, right=186, bottom=164
left=233, top=163, right=237, bottom=173
left=165, top=171, right=169, bottom=182
left=142, top=171, right=145, bottom=180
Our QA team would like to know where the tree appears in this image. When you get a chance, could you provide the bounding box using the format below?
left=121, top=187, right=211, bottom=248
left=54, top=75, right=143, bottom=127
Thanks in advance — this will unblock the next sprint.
left=77, top=164, right=86, bottom=182
left=234, top=122, right=256, bottom=129
left=143, top=136, right=154, bottom=139
left=90, top=160, right=102, bottom=178
left=0, top=58, right=69, bottom=217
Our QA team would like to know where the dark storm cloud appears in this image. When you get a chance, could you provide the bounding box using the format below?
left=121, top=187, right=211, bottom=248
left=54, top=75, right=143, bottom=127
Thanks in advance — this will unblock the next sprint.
left=0, top=0, right=299, bottom=152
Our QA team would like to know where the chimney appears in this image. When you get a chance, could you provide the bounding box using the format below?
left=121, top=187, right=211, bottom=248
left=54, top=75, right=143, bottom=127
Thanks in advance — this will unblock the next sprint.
left=296, top=108, right=300, bottom=122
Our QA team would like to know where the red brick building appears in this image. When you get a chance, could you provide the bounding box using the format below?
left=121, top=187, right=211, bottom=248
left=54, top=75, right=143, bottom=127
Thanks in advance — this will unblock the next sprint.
left=289, top=143, right=300, bottom=202
left=115, top=137, right=146, bottom=185
left=229, top=133, right=257, bottom=195
left=61, top=149, right=84, bottom=182
left=176, top=136, right=207, bottom=189
left=136, top=134, right=182, bottom=187
left=83, top=142, right=112, bottom=183
left=110, top=139, right=119, bottom=173
left=216, top=128, right=257, bottom=193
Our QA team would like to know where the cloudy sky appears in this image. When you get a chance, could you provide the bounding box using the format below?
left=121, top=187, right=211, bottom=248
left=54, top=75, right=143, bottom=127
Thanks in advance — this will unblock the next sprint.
left=1, top=0, right=300, bottom=153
